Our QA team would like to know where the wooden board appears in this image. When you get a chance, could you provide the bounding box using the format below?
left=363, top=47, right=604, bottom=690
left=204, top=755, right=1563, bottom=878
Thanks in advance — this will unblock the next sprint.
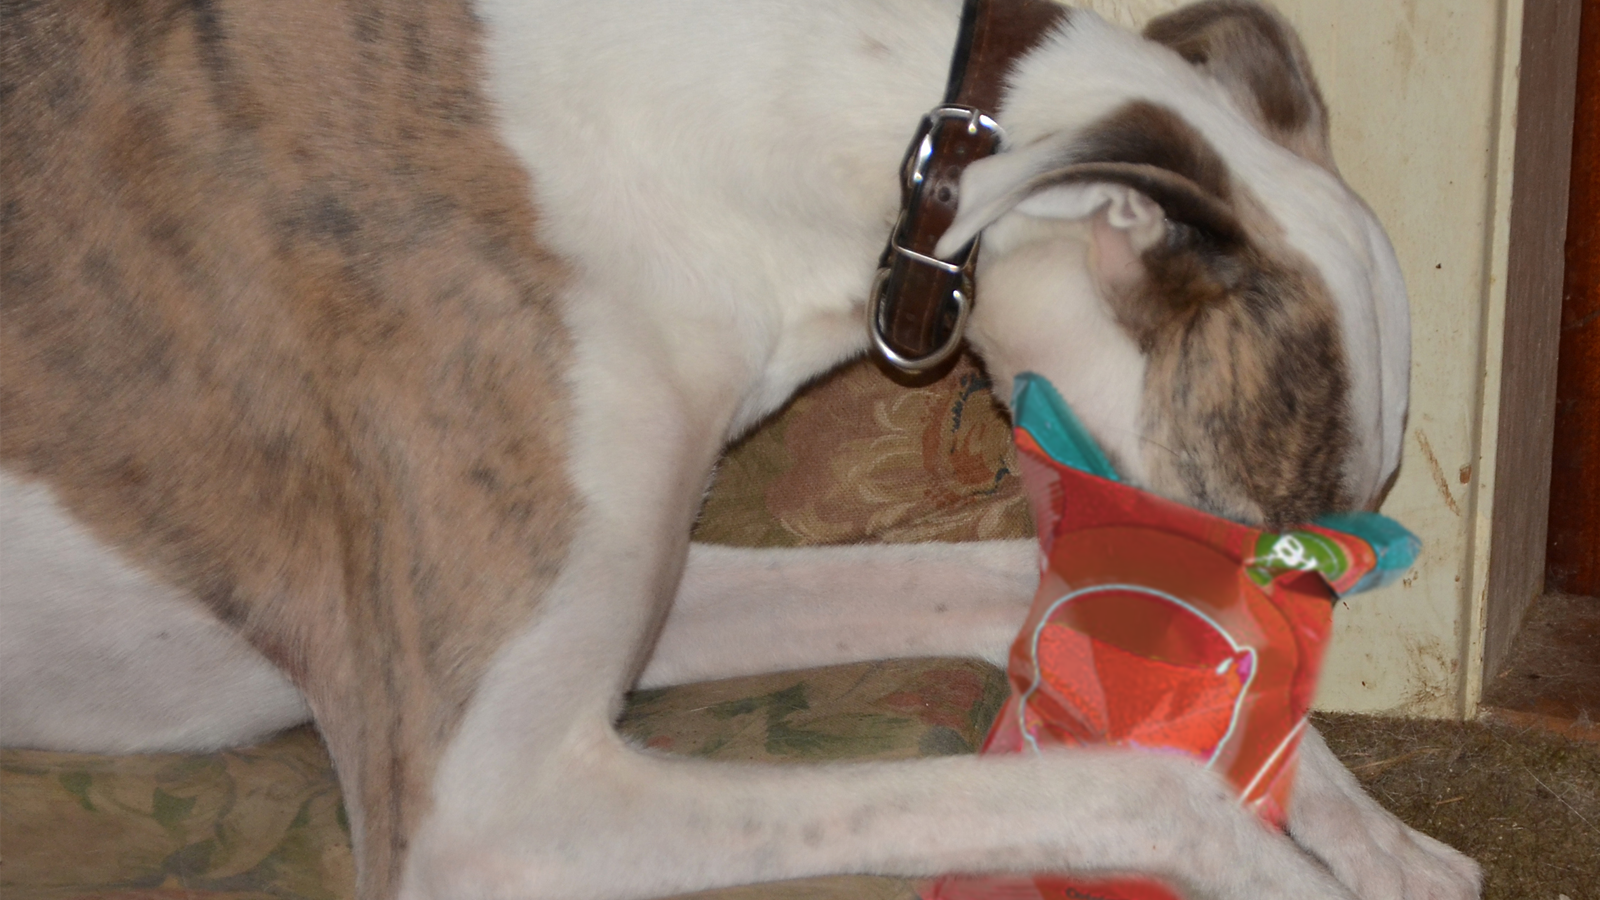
left=1481, top=0, right=1585, bottom=685
left=1547, top=0, right=1600, bottom=599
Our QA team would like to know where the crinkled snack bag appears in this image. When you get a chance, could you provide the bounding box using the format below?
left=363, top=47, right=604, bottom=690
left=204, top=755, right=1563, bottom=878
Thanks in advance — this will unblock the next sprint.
left=923, top=373, right=1418, bottom=900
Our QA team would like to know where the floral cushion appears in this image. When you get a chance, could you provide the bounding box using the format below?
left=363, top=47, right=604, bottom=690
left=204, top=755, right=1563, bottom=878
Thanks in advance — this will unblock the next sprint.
left=695, top=357, right=1029, bottom=548
left=2, top=357, right=1029, bottom=900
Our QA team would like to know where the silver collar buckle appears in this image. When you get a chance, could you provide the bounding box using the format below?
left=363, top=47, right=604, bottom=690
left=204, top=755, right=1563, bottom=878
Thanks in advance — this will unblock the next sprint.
left=868, top=105, right=1007, bottom=373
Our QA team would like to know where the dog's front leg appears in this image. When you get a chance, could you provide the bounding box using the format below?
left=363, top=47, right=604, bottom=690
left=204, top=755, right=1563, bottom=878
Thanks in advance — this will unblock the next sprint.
left=639, top=540, right=1039, bottom=688
left=1290, top=727, right=1482, bottom=900
left=413, top=712, right=1352, bottom=900
left=642, top=541, right=1482, bottom=900
left=389, top=310, right=1357, bottom=898
left=410, top=508, right=1353, bottom=900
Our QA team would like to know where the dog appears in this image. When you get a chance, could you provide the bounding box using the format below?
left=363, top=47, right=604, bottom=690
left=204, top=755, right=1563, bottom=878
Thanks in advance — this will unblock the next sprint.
left=1, top=0, right=1484, bottom=897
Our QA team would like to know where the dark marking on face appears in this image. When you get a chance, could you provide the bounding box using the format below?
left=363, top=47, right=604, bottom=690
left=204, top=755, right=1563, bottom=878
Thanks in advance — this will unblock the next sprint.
left=1031, top=103, right=1247, bottom=251
left=1071, top=101, right=1232, bottom=205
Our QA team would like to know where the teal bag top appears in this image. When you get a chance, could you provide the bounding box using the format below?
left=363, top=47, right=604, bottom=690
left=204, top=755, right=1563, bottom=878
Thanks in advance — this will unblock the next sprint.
left=1011, top=372, right=1419, bottom=598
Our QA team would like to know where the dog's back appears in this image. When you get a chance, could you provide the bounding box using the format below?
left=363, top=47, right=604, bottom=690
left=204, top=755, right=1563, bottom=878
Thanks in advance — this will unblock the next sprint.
left=3, top=0, right=581, bottom=877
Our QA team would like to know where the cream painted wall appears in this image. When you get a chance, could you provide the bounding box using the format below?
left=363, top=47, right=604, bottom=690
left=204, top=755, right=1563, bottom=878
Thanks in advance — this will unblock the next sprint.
left=1091, top=0, right=1523, bottom=717
left=1282, top=0, right=1515, bottom=719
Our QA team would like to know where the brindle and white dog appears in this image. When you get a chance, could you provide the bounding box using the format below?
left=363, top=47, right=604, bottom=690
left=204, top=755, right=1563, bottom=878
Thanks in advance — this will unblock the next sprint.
left=1, top=0, right=1483, bottom=898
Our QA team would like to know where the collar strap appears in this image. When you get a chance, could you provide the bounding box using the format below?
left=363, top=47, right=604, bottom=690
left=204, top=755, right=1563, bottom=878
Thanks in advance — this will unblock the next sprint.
left=869, top=0, right=1068, bottom=373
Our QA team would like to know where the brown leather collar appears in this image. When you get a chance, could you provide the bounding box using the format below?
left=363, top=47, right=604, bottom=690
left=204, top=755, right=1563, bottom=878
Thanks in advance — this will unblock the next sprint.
left=869, top=0, right=1069, bottom=373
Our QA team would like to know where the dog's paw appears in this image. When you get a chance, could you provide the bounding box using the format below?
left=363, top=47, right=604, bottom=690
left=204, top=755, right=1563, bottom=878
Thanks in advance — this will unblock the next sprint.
left=1285, top=726, right=1482, bottom=900
left=1121, top=752, right=1358, bottom=900
left=1294, top=799, right=1481, bottom=900
left=1288, top=765, right=1481, bottom=898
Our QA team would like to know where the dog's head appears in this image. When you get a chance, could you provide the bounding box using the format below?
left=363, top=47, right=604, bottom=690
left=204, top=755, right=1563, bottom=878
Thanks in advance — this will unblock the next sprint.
left=943, top=2, right=1408, bottom=530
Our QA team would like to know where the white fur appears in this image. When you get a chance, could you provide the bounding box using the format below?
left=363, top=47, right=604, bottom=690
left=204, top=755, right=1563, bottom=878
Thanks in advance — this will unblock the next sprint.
left=0, top=471, right=309, bottom=751
left=0, top=2, right=1471, bottom=898
left=642, top=540, right=1039, bottom=687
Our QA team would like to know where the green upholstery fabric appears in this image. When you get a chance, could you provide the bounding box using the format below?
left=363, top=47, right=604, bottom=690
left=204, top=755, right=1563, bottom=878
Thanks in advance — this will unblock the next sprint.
left=4, top=658, right=1013, bottom=900
left=2, top=358, right=1029, bottom=900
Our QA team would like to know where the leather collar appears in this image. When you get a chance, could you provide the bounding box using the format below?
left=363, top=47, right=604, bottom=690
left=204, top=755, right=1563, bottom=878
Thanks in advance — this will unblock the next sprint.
left=869, top=0, right=1068, bottom=373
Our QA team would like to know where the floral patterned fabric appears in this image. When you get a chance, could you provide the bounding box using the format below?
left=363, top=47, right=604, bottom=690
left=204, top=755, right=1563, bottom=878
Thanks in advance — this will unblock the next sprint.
left=3, top=728, right=354, bottom=900
left=695, top=357, right=1030, bottom=548
left=1, top=357, right=1030, bottom=900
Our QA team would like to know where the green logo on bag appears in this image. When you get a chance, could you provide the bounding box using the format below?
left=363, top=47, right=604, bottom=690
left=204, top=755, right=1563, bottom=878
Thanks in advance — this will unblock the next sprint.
left=1247, top=531, right=1349, bottom=587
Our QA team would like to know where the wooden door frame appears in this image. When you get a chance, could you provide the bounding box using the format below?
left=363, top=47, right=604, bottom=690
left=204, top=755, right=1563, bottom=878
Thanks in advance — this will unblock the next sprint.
left=1546, top=0, right=1600, bottom=599
left=1480, top=0, right=1585, bottom=689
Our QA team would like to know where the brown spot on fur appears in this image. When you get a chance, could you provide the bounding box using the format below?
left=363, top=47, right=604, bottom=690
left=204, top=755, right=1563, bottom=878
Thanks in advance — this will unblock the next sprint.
left=3, top=0, right=575, bottom=895
left=1068, top=101, right=1234, bottom=207
left=1144, top=0, right=1335, bottom=169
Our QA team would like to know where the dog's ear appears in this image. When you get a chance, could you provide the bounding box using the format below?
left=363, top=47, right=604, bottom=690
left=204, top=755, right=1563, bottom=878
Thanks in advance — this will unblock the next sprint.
left=1143, top=0, right=1333, bottom=168
left=937, top=102, right=1246, bottom=303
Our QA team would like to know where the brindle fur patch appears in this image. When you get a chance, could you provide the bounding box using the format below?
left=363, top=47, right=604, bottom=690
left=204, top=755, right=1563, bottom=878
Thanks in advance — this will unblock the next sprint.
left=1134, top=241, right=1352, bottom=530
left=2, top=0, right=576, bottom=893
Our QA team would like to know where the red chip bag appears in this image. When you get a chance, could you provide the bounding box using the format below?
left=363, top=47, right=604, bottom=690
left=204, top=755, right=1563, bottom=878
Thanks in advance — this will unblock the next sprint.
left=923, top=374, right=1419, bottom=900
